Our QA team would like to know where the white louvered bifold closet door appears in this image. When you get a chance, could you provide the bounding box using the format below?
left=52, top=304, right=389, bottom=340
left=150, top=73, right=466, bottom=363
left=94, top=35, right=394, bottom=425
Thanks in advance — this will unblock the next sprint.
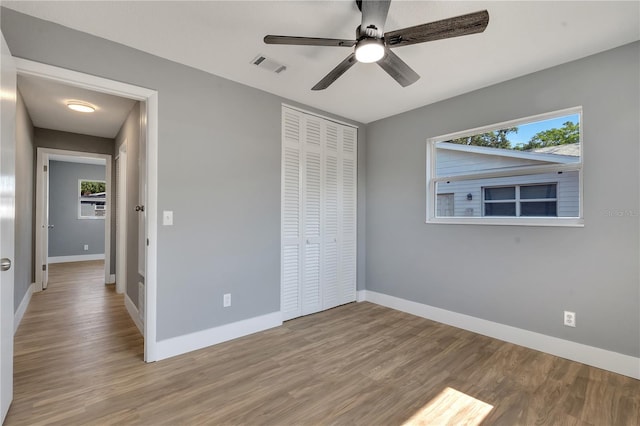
left=281, top=109, right=302, bottom=319
left=322, top=123, right=340, bottom=310
left=339, top=127, right=357, bottom=304
left=281, top=106, right=357, bottom=321
left=301, top=117, right=323, bottom=316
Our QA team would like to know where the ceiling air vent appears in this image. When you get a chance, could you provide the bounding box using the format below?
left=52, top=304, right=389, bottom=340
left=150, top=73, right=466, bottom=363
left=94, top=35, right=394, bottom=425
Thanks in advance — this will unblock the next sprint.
left=251, top=55, right=287, bottom=74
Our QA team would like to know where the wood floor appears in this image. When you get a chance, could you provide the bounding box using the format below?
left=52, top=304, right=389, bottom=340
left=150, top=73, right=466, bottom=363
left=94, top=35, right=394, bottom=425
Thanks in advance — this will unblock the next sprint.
left=7, top=261, right=639, bottom=425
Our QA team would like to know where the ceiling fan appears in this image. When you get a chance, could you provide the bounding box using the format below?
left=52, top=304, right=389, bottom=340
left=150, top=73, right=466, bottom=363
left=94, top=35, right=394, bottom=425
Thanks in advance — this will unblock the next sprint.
left=264, top=0, right=489, bottom=90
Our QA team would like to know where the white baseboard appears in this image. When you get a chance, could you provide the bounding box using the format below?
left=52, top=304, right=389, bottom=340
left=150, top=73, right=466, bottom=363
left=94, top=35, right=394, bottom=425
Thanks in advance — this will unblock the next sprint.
left=107, top=274, right=116, bottom=284
left=155, top=311, right=282, bottom=361
left=361, top=290, right=640, bottom=380
left=14, top=283, right=35, bottom=334
left=125, top=294, right=143, bottom=335
left=48, top=254, right=105, bottom=264
left=356, top=289, right=367, bottom=302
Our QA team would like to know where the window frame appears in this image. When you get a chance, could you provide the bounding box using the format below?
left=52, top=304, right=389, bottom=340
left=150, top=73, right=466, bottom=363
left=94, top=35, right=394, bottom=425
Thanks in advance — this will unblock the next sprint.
left=78, top=178, right=107, bottom=220
left=426, top=107, right=584, bottom=227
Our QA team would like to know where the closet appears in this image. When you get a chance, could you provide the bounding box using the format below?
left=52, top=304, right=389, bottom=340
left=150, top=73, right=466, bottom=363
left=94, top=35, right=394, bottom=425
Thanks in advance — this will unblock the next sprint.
left=281, top=106, right=357, bottom=321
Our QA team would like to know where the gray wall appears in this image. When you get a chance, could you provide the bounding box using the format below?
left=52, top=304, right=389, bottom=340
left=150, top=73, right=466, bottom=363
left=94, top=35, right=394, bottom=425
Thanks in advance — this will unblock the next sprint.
left=1, top=8, right=365, bottom=341
left=34, top=128, right=116, bottom=274
left=114, top=102, right=141, bottom=306
left=14, top=89, right=34, bottom=312
left=34, top=127, right=114, bottom=156
left=366, top=42, right=639, bottom=357
left=48, top=160, right=105, bottom=257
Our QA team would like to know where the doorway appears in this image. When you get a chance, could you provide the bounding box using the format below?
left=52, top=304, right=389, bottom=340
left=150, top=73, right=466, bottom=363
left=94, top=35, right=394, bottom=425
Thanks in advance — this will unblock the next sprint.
left=35, top=149, right=112, bottom=291
left=16, top=58, right=159, bottom=362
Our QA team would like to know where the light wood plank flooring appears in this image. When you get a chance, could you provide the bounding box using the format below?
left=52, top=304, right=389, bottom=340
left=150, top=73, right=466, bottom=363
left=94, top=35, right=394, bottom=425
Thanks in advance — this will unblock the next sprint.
left=7, top=261, right=639, bottom=425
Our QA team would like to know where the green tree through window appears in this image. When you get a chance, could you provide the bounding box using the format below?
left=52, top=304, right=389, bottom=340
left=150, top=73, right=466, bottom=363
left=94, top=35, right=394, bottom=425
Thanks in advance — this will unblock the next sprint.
left=445, top=121, right=578, bottom=151
left=515, top=121, right=579, bottom=151
left=80, top=180, right=105, bottom=195
left=447, top=127, right=518, bottom=149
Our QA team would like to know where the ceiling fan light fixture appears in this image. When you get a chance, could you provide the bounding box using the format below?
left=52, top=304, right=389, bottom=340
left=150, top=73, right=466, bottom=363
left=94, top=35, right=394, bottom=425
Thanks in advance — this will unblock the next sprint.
left=355, top=38, right=385, bottom=63
left=67, top=101, right=96, bottom=113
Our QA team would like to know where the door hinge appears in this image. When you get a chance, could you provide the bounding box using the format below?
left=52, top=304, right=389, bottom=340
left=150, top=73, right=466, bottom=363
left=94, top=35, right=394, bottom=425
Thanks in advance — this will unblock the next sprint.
left=43, top=165, right=48, bottom=172
left=42, top=264, right=47, bottom=271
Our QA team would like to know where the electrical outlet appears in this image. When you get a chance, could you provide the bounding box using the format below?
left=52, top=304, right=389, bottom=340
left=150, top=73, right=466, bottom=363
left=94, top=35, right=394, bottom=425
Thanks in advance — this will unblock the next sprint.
left=83, top=244, right=89, bottom=251
left=223, top=293, right=231, bottom=308
left=564, top=311, right=576, bottom=327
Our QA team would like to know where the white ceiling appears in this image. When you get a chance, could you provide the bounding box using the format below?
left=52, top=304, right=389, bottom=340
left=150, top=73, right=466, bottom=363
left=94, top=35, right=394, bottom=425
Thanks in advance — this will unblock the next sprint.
left=17, top=74, right=136, bottom=138
left=5, top=1, right=639, bottom=124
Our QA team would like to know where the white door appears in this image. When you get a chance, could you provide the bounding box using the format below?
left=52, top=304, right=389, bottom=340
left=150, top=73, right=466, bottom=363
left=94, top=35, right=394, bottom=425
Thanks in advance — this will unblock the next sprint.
left=281, top=107, right=357, bottom=321
left=42, top=155, right=50, bottom=289
left=116, top=144, right=127, bottom=294
left=137, top=102, right=147, bottom=325
left=339, top=127, right=357, bottom=305
left=301, top=117, right=322, bottom=316
left=281, top=110, right=302, bottom=320
left=321, top=123, right=339, bottom=310
left=138, top=103, right=146, bottom=278
left=0, top=29, right=17, bottom=422
left=35, top=150, right=50, bottom=290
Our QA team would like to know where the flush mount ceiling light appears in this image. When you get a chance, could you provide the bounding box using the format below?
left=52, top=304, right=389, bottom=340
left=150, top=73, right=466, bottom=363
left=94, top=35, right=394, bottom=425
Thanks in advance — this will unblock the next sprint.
left=355, top=38, right=385, bottom=63
left=67, top=101, right=96, bottom=113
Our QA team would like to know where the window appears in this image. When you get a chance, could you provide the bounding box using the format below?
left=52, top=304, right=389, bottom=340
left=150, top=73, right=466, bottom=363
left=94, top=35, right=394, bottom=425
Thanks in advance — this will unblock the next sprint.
left=484, top=184, right=557, bottom=217
left=79, top=179, right=106, bottom=219
left=426, top=107, right=582, bottom=226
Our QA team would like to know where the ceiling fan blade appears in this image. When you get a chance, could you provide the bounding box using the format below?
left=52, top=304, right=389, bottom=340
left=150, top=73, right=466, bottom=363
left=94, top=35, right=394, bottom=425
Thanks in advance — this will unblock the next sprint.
left=377, top=49, right=419, bottom=87
left=360, top=0, right=391, bottom=37
left=312, top=53, right=358, bottom=91
left=385, top=10, right=489, bottom=48
left=264, top=35, right=356, bottom=47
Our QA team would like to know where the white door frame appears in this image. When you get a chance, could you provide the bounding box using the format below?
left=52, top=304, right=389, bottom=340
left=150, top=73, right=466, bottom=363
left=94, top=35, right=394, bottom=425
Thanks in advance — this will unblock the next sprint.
left=115, top=143, right=127, bottom=294
left=16, top=58, right=159, bottom=362
left=35, top=148, right=112, bottom=289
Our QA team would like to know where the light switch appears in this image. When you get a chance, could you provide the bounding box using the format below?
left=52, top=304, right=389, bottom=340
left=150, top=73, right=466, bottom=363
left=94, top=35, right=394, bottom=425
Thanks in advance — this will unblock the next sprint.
left=163, top=210, right=173, bottom=226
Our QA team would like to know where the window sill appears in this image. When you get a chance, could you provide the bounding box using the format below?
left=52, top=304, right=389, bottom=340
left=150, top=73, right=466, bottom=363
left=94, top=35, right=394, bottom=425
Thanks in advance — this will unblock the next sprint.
left=426, top=217, right=584, bottom=227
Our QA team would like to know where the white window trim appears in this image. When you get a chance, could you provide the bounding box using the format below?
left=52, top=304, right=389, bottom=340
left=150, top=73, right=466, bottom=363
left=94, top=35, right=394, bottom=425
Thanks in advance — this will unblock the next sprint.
left=78, top=178, right=107, bottom=220
left=426, top=106, right=584, bottom=227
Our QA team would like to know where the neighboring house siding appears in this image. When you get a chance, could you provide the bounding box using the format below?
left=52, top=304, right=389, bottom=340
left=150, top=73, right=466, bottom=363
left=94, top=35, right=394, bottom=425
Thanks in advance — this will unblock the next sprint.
left=436, top=149, right=544, bottom=176
left=436, top=171, right=579, bottom=217
left=435, top=147, right=580, bottom=217
left=49, top=161, right=106, bottom=258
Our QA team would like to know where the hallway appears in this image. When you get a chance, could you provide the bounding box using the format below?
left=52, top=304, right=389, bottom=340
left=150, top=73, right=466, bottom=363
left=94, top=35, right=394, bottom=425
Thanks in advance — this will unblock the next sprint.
left=7, top=261, right=144, bottom=424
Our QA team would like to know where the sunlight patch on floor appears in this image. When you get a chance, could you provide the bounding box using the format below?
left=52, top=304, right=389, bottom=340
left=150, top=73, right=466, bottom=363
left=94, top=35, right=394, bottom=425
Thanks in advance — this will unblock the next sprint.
left=403, top=387, right=493, bottom=426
